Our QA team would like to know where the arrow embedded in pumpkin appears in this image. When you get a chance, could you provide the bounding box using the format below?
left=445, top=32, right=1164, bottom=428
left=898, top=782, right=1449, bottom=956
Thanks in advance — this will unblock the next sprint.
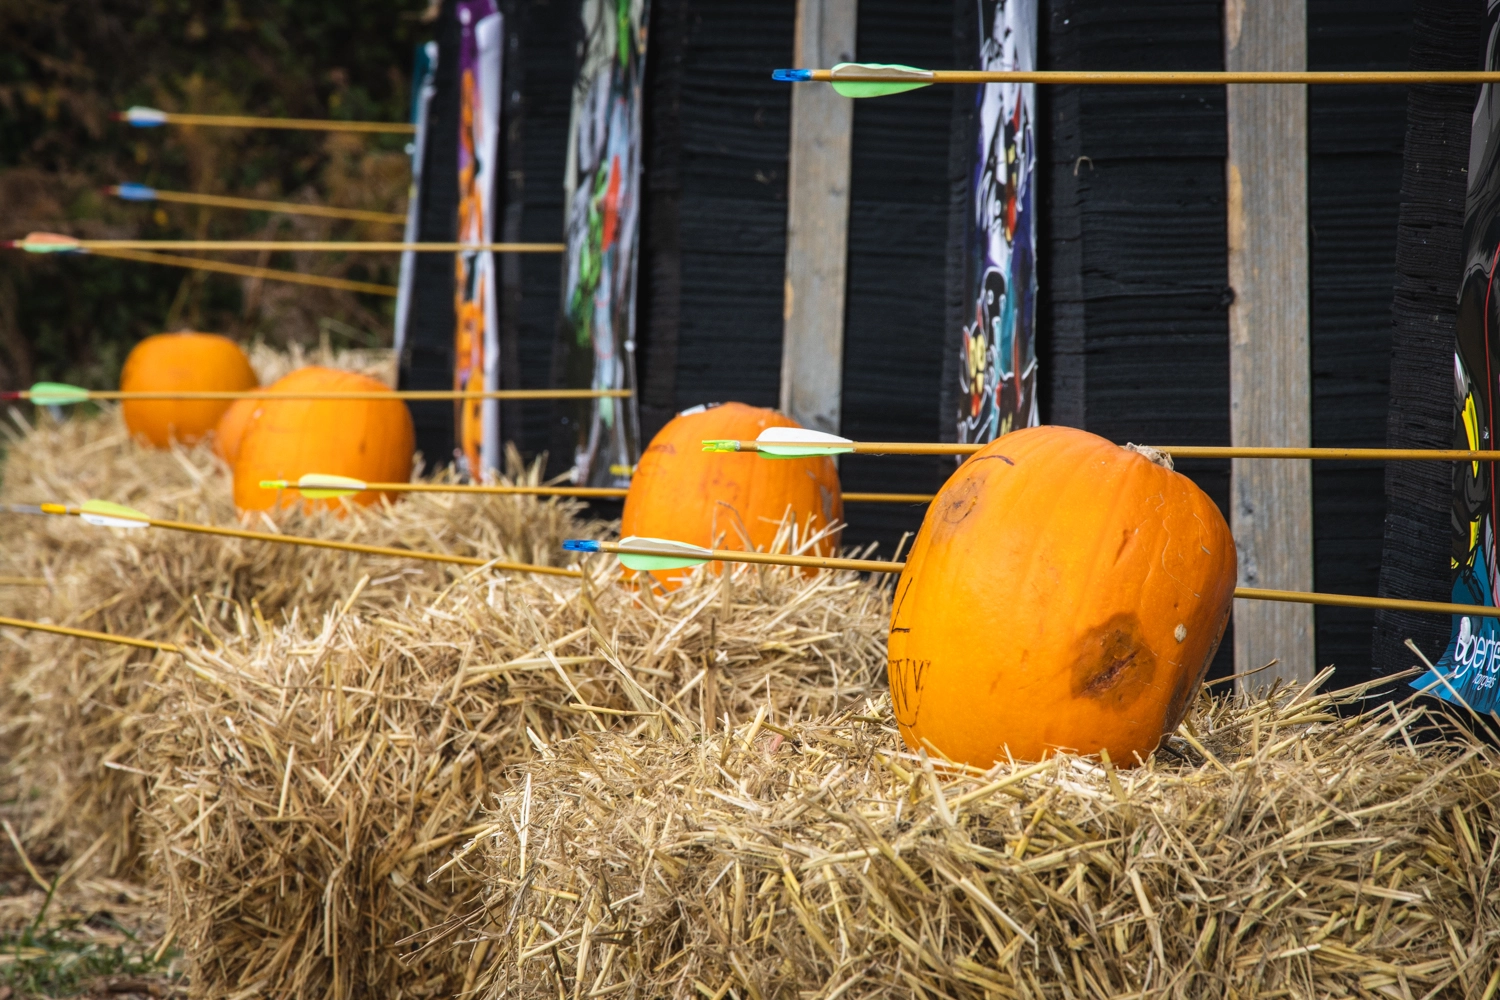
left=115, top=106, right=416, bottom=134
left=703, top=428, right=1500, bottom=463
left=2, top=231, right=564, bottom=254
left=3, top=500, right=582, bottom=578
left=0, top=381, right=631, bottom=404
left=563, top=534, right=1500, bottom=618
left=260, top=472, right=933, bottom=505
left=774, top=64, right=1500, bottom=98
left=107, top=183, right=406, bottom=225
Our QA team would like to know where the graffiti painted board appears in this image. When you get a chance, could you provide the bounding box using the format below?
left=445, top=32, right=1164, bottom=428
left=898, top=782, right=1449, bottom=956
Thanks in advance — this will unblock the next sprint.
left=1421, top=4, right=1500, bottom=713
left=454, top=0, right=503, bottom=478
left=953, top=0, right=1038, bottom=445
left=555, top=0, right=648, bottom=488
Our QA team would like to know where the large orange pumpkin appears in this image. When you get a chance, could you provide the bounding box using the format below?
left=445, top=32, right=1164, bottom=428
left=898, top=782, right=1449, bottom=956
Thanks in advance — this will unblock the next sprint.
left=120, top=332, right=259, bottom=447
left=620, top=402, right=843, bottom=590
left=232, top=366, right=415, bottom=513
left=213, top=389, right=264, bottom=465
left=887, top=425, right=1235, bottom=767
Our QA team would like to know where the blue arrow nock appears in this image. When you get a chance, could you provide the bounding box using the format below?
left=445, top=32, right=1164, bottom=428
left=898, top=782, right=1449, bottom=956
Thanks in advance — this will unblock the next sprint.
left=114, top=183, right=157, bottom=202
left=772, top=69, right=813, bottom=82
left=562, top=539, right=602, bottom=553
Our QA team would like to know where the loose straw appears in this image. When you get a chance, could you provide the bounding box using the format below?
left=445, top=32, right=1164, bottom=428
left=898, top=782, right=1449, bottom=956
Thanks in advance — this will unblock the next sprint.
left=0, top=576, right=48, bottom=586
left=88, top=246, right=398, bottom=295
left=808, top=68, right=1500, bottom=86
left=592, top=540, right=1500, bottom=617
left=113, top=110, right=415, bottom=134
left=44, top=506, right=584, bottom=580
left=284, top=482, right=934, bottom=504
left=0, top=614, right=180, bottom=653
left=723, top=440, right=1500, bottom=462
left=111, top=186, right=406, bottom=225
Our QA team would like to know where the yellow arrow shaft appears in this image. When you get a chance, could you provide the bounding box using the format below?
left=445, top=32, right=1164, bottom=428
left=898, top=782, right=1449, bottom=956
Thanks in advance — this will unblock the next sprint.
left=814, top=69, right=1500, bottom=85
left=597, top=542, right=1500, bottom=619
left=69, top=240, right=564, bottom=253
left=0, top=614, right=179, bottom=652
left=732, top=441, right=1500, bottom=461
left=142, top=189, right=406, bottom=225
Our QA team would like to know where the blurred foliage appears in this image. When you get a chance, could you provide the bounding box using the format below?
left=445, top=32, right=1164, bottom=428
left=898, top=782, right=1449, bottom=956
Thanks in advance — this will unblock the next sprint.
left=0, top=0, right=434, bottom=393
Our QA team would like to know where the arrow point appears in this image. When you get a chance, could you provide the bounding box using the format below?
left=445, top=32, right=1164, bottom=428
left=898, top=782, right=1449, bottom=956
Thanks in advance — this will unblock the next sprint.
left=772, top=68, right=813, bottom=82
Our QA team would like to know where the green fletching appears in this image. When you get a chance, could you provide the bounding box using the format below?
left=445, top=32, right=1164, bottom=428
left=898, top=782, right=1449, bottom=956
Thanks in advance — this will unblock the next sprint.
left=28, top=382, right=91, bottom=406
left=295, top=473, right=367, bottom=499
left=616, top=536, right=712, bottom=572
left=757, top=442, right=853, bottom=459
left=78, top=499, right=150, bottom=529
left=829, top=63, right=934, bottom=98
left=830, top=80, right=933, bottom=98
left=618, top=552, right=710, bottom=572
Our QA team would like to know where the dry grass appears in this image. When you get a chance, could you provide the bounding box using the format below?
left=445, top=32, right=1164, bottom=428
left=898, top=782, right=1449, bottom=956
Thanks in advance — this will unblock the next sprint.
left=0, top=397, right=585, bottom=878
left=7, top=366, right=1500, bottom=1000
left=448, top=675, right=1500, bottom=1000
left=136, top=555, right=888, bottom=1000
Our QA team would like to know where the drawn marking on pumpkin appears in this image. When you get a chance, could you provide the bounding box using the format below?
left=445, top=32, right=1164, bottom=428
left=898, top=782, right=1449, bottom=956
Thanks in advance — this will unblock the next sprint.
left=888, top=657, right=929, bottom=727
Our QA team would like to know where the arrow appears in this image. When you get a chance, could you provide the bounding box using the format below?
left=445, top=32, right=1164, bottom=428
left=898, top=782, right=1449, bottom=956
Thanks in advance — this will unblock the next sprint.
left=563, top=537, right=906, bottom=574
left=565, top=535, right=1500, bottom=618
left=107, top=184, right=406, bottom=225
left=260, top=472, right=934, bottom=505
left=704, top=428, right=1500, bottom=463
left=773, top=64, right=1500, bottom=98
left=3, top=232, right=564, bottom=254
left=0, top=613, right=181, bottom=653
left=4, top=501, right=582, bottom=579
left=76, top=246, right=399, bottom=296
left=0, top=383, right=631, bottom=404
left=116, top=106, right=416, bottom=134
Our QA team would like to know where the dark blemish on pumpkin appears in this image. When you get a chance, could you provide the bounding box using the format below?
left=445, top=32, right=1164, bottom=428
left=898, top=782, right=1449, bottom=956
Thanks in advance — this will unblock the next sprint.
left=648, top=442, right=677, bottom=455
left=888, top=657, right=929, bottom=727
left=940, top=478, right=984, bottom=525
left=1114, top=529, right=1134, bottom=563
left=1070, top=612, right=1155, bottom=709
left=891, top=627, right=910, bottom=633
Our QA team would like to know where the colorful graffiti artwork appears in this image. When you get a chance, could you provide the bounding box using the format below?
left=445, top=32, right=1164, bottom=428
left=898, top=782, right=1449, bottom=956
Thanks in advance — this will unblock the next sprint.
left=1423, top=4, right=1500, bottom=714
left=955, top=0, right=1038, bottom=445
left=556, top=0, right=648, bottom=488
left=453, top=0, right=503, bottom=478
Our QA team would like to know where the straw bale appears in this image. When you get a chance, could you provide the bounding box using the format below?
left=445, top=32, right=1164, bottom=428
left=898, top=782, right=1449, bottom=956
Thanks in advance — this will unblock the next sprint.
left=451, top=675, right=1500, bottom=999
left=0, top=401, right=585, bottom=876
left=137, top=556, right=888, bottom=1000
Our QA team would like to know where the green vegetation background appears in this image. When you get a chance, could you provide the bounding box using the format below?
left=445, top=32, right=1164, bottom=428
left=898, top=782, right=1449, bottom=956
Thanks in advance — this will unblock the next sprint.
left=0, top=0, right=433, bottom=394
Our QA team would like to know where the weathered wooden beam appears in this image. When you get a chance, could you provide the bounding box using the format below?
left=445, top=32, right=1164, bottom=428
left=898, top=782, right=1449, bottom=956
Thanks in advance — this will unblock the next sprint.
left=781, top=0, right=857, bottom=433
left=1225, top=0, right=1315, bottom=688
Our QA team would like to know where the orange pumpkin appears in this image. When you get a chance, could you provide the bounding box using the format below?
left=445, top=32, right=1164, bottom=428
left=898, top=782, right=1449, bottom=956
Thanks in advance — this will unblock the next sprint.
left=232, top=366, right=415, bottom=513
left=620, top=402, right=843, bottom=590
left=120, top=332, right=259, bottom=448
left=213, top=389, right=264, bottom=465
left=887, top=426, right=1235, bottom=767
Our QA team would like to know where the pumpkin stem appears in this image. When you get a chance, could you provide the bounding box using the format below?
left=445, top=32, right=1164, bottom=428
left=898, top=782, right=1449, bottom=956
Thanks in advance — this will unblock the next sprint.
left=1124, top=443, right=1174, bottom=471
